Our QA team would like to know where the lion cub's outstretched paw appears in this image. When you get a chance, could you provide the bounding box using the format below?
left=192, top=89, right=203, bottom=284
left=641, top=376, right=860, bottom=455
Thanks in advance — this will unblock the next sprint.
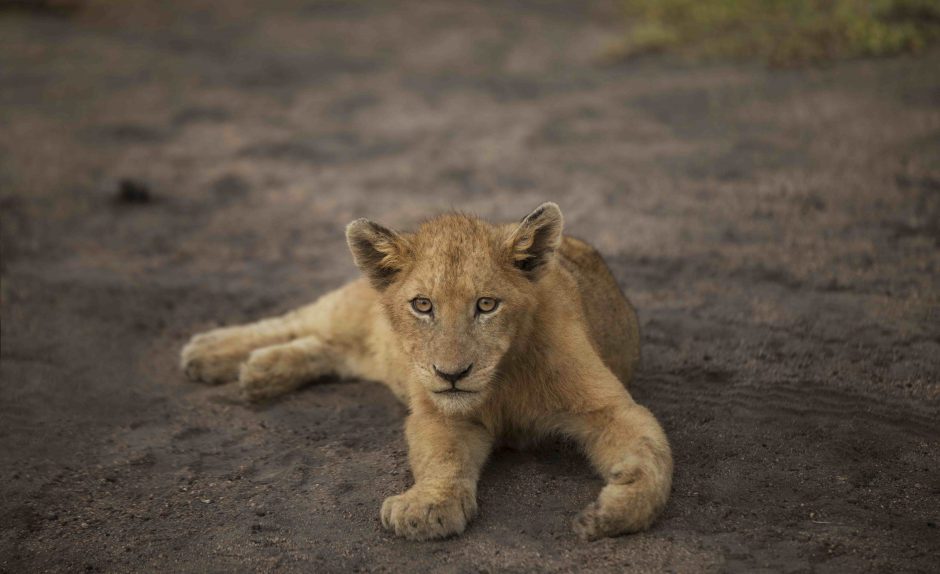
left=381, top=487, right=477, bottom=540
left=180, top=329, right=251, bottom=384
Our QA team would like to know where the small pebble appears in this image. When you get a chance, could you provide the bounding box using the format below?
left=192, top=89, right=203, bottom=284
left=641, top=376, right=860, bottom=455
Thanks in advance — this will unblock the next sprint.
left=115, top=178, right=152, bottom=204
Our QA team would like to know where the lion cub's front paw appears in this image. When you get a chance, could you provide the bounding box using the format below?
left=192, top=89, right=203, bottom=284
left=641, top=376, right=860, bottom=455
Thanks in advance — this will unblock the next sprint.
left=572, top=500, right=617, bottom=541
left=381, top=486, right=477, bottom=540
left=572, top=479, right=667, bottom=541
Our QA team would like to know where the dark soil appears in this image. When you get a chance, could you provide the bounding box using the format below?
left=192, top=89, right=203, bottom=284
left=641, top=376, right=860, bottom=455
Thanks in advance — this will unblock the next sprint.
left=1, top=1, right=938, bottom=572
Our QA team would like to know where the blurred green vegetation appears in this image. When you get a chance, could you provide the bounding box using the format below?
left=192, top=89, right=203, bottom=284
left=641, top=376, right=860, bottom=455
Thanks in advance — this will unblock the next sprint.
left=609, top=0, right=940, bottom=65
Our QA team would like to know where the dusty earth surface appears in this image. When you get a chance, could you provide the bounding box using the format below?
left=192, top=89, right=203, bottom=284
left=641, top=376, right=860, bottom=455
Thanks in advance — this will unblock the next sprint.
left=1, top=1, right=938, bottom=572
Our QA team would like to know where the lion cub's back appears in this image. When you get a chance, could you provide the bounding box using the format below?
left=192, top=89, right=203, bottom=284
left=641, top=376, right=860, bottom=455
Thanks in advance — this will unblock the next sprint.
left=557, top=236, right=640, bottom=386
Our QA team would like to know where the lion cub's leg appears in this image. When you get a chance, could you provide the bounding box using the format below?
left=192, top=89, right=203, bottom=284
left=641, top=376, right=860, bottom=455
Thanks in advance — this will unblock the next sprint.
left=381, top=413, right=493, bottom=540
left=180, top=283, right=358, bottom=385
left=567, top=399, right=673, bottom=540
left=180, top=315, right=303, bottom=384
left=238, top=335, right=343, bottom=402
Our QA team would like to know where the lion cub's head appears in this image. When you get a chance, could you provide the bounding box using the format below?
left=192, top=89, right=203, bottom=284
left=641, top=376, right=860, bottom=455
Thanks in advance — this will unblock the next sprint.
left=346, top=203, right=564, bottom=415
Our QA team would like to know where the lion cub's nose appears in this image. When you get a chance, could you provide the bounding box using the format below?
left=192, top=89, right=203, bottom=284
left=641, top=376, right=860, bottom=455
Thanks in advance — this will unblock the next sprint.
left=433, top=363, right=473, bottom=385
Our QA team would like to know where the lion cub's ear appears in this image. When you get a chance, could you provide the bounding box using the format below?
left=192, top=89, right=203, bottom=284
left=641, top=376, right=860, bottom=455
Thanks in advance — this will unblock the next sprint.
left=506, top=202, right=564, bottom=279
left=346, top=219, right=411, bottom=290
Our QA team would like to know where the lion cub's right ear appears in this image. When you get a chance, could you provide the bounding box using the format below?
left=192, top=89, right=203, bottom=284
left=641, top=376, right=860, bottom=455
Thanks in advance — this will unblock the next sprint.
left=346, top=219, right=411, bottom=290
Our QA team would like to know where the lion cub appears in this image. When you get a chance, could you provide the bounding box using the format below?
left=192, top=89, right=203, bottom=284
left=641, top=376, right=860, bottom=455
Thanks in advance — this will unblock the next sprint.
left=180, top=203, right=672, bottom=540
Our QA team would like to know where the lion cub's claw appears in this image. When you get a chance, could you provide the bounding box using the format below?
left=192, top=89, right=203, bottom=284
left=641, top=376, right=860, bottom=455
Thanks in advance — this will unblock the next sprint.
left=381, top=488, right=476, bottom=540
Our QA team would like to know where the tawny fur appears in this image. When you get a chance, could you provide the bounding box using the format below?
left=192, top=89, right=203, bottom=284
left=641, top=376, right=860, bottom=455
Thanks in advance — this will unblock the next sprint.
left=180, top=202, right=672, bottom=541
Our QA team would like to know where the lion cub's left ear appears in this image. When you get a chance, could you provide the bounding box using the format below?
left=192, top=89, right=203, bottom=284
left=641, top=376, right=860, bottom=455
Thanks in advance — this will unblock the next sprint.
left=506, top=202, right=564, bottom=279
left=346, top=219, right=411, bottom=290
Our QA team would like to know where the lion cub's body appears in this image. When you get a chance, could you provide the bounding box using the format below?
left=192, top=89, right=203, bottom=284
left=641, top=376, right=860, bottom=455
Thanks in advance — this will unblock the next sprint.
left=181, top=205, right=671, bottom=540
left=256, top=235, right=640, bottom=408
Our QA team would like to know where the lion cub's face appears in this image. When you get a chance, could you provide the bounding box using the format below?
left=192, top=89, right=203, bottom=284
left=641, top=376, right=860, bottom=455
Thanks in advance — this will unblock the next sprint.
left=347, top=203, right=564, bottom=415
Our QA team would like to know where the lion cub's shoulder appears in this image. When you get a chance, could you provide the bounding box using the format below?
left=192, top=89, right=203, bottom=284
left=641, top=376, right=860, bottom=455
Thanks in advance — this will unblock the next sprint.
left=554, top=235, right=640, bottom=385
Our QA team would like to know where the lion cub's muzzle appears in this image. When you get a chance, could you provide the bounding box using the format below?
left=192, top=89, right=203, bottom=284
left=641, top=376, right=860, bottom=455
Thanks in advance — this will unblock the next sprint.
left=432, top=363, right=475, bottom=393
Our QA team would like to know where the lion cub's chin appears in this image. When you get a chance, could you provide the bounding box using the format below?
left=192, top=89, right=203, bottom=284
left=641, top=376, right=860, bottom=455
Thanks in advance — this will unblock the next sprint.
left=427, top=388, right=488, bottom=415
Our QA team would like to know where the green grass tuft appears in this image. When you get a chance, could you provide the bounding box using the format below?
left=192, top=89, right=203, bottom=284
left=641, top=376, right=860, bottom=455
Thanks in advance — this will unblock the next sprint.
left=609, top=0, right=940, bottom=65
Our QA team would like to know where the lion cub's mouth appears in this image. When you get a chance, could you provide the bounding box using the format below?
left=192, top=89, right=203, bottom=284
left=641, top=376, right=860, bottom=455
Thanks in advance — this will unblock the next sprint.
left=433, top=388, right=478, bottom=395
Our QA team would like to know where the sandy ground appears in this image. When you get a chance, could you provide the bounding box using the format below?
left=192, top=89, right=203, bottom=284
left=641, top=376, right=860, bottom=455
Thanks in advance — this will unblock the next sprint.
left=1, top=1, right=939, bottom=572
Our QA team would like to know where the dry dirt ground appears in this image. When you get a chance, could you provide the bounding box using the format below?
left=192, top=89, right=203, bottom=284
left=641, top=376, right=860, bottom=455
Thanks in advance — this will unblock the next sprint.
left=1, top=1, right=939, bottom=572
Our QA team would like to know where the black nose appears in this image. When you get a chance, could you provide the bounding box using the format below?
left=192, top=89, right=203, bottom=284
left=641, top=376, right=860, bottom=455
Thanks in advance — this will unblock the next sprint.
left=434, top=363, right=473, bottom=385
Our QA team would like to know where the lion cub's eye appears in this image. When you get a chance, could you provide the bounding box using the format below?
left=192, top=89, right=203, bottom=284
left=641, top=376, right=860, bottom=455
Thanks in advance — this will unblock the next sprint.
left=476, top=297, right=499, bottom=314
left=411, top=297, right=433, bottom=314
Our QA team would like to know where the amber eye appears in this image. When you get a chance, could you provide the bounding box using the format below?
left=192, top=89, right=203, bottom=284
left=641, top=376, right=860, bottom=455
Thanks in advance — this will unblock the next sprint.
left=476, top=297, right=499, bottom=314
left=411, top=297, right=433, bottom=314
